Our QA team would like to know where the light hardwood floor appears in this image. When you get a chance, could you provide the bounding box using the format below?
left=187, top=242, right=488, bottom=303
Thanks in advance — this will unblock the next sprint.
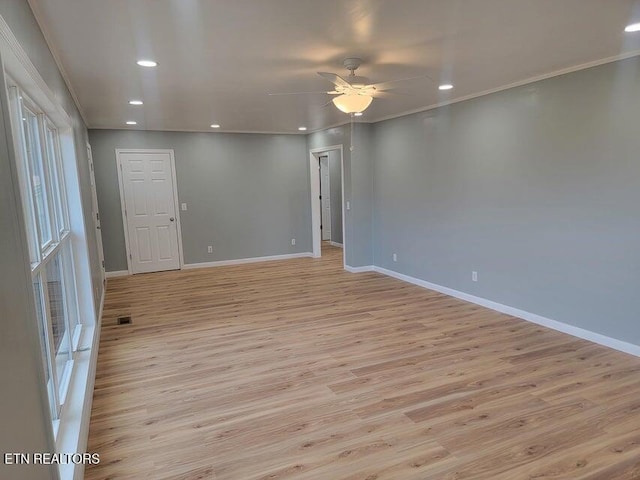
left=86, top=244, right=640, bottom=479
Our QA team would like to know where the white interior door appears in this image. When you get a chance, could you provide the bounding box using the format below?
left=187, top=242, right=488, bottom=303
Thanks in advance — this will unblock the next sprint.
left=117, top=150, right=181, bottom=274
left=320, top=156, right=331, bottom=241
left=87, top=143, right=105, bottom=284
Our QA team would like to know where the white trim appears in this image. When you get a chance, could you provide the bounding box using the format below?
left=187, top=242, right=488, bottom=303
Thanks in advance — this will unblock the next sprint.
left=115, top=148, right=184, bottom=275
left=320, top=155, right=331, bottom=241
left=25, top=0, right=90, bottom=127
left=329, top=241, right=343, bottom=248
left=183, top=252, right=313, bottom=270
left=373, top=266, right=640, bottom=358
left=373, top=50, right=640, bottom=124
left=309, top=150, right=321, bottom=258
left=344, top=265, right=374, bottom=273
left=309, top=145, right=346, bottom=269
left=114, top=151, right=131, bottom=274
left=90, top=126, right=306, bottom=136
left=86, top=142, right=105, bottom=285
left=105, top=270, right=129, bottom=279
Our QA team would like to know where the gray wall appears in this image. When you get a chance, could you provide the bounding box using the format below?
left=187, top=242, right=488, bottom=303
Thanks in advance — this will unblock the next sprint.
left=89, top=129, right=310, bottom=271
left=372, top=56, right=640, bottom=346
left=328, top=149, right=343, bottom=244
left=308, top=123, right=373, bottom=267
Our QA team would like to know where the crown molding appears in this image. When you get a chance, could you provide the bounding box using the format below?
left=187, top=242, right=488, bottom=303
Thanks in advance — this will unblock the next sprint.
left=372, top=50, right=640, bottom=124
left=26, top=0, right=89, bottom=127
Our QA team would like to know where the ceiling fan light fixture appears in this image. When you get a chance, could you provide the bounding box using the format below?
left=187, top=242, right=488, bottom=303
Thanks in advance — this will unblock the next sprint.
left=332, top=94, right=373, bottom=113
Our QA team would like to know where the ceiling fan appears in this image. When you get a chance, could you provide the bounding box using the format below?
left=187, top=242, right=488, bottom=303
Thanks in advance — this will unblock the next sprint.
left=270, top=58, right=430, bottom=114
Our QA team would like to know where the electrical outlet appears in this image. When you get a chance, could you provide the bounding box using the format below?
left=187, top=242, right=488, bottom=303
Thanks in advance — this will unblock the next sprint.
left=291, top=238, right=296, bottom=246
left=346, top=201, right=351, bottom=211
left=207, top=246, right=213, bottom=254
left=393, top=253, right=397, bottom=262
left=472, top=271, right=478, bottom=282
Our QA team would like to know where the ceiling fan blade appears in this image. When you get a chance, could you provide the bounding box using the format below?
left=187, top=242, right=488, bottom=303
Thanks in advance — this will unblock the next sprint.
left=318, top=72, right=352, bottom=89
left=268, top=91, right=335, bottom=96
left=369, top=74, right=434, bottom=91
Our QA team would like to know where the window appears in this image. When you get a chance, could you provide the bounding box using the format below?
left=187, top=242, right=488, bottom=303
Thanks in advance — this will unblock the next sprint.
left=9, top=87, right=81, bottom=422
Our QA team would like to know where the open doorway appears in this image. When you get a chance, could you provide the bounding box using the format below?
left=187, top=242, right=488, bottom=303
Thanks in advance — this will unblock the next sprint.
left=309, top=145, right=345, bottom=267
left=319, top=153, right=343, bottom=249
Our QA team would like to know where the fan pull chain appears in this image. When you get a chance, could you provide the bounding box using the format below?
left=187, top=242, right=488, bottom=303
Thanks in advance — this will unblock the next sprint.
left=350, top=113, right=355, bottom=152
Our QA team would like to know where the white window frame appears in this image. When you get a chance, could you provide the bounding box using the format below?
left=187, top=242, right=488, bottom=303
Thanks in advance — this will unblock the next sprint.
left=7, top=84, right=81, bottom=426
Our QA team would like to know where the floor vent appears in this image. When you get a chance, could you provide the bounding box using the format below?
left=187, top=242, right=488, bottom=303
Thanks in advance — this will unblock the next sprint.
left=117, top=316, right=132, bottom=325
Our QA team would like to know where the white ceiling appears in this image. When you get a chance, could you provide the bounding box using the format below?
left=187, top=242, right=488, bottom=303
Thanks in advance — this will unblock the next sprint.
left=28, top=0, right=640, bottom=134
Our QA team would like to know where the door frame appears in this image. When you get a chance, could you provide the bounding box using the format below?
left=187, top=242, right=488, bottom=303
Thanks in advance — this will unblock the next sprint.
left=309, top=145, right=345, bottom=268
left=87, top=142, right=105, bottom=285
left=319, top=155, right=331, bottom=241
left=115, top=148, right=185, bottom=274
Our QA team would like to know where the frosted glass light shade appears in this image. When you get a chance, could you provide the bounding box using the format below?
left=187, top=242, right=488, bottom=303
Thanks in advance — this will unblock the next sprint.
left=332, top=94, right=373, bottom=113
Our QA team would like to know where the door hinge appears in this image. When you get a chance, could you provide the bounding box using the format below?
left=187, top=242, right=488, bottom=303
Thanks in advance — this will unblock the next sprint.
left=124, top=209, right=127, bottom=217
left=129, top=253, right=132, bottom=259
left=102, top=260, right=105, bottom=268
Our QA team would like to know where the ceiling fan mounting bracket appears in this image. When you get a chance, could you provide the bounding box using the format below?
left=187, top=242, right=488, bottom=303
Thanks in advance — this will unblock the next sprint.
left=343, top=57, right=363, bottom=73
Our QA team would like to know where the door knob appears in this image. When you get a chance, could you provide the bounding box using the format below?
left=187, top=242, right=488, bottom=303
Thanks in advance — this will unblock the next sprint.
left=170, top=217, right=175, bottom=222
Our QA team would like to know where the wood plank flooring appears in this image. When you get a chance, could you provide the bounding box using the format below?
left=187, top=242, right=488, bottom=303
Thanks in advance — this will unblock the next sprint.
left=86, top=244, right=640, bottom=479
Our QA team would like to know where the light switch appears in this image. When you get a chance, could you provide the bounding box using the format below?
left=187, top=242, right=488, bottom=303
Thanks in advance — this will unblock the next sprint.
left=181, top=203, right=187, bottom=211
left=346, top=201, right=351, bottom=211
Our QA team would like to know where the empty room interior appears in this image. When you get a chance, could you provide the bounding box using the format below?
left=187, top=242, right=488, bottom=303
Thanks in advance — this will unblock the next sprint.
left=3, top=1, right=640, bottom=479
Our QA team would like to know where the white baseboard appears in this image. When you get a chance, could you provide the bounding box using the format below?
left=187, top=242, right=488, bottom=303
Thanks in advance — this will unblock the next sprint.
left=105, top=270, right=128, bottom=278
left=344, top=265, right=374, bottom=273
left=373, top=266, right=640, bottom=358
left=183, top=252, right=313, bottom=270
left=330, top=241, right=343, bottom=248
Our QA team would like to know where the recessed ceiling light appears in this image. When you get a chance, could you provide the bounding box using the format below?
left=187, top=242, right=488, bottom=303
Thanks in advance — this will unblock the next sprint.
left=298, top=127, right=307, bottom=131
left=439, top=84, right=454, bottom=91
left=136, top=59, right=157, bottom=67
left=210, top=124, right=221, bottom=128
left=353, top=112, right=363, bottom=117
left=625, top=22, right=640, bottom=32
left=129, top=100, right=143, bottom=105
left=126, top=121, right=137, bottom=125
